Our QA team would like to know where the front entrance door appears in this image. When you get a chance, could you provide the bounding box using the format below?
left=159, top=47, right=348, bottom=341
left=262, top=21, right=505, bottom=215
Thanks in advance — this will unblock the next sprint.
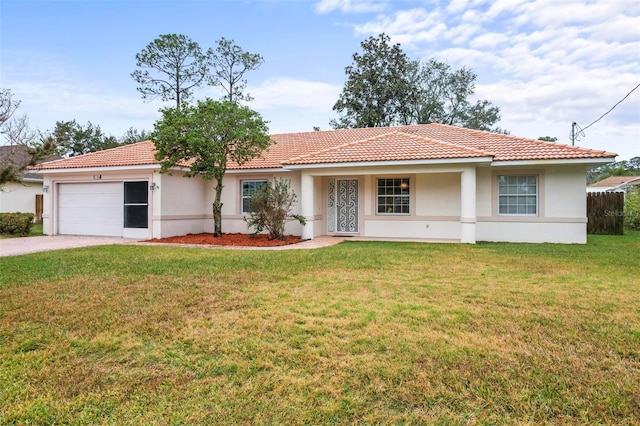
left=327, top=178, right=359, bottom=233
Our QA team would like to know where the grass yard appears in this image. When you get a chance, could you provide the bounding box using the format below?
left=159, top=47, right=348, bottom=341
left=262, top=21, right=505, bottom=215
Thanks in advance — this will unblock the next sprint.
left=1, top=233, right=639, bottom=424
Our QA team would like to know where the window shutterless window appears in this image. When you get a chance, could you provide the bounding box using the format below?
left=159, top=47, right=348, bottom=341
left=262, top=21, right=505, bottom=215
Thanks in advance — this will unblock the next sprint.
left=377, top=178, right=410, bottom=214
left=241, top=180, right=269, bottom=213
left=124, top=181, right=148, bottom=228
left=498, top=175, right=537, bottom=215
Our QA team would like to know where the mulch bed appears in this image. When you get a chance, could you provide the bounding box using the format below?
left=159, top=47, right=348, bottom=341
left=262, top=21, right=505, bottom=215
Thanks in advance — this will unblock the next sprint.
left=146, top=233, right=303, bottom=247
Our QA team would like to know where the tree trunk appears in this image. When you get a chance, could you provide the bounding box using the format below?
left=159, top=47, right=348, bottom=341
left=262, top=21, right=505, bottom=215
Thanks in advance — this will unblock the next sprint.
left=212, top=178, right=224, bottom=237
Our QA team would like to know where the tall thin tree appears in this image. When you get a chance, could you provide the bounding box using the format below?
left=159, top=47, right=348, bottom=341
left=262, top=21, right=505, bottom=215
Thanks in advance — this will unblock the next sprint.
left=132, top=34, right=209, bottom=110
left=208, top=37, right=264, bottom=103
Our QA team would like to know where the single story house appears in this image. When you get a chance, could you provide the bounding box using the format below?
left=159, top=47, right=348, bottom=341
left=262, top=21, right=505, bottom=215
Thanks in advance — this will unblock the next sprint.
left=587, top=175, right=640, bottom=196
left=32, top=123, right=616, bottom=244
left=0, top=145, right=44, bottom=219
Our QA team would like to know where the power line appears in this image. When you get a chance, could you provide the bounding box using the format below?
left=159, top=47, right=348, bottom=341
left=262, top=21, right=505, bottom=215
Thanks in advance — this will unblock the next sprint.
left=582, top=82, right=640, bottom=131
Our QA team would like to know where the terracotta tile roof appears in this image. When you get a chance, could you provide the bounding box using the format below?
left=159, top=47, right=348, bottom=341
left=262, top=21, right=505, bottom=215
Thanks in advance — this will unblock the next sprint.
left=32, top=141, right=159, bottom=170
left=32, top=124, right=617, bottom=171
left=283, top=131, right=491, bottom=165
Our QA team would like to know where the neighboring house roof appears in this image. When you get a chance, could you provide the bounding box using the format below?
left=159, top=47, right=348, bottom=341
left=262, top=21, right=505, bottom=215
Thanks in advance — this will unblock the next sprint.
left=32, top=123, right=617, bottom=171
left=0, top=144, right=62, bottom=181
left=588, top=176, right=640, bottom=189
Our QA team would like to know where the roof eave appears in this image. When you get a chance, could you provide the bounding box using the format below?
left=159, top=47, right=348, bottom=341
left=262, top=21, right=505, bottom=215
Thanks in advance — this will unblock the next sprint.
left=226, top=167, right=287, bottom=174
left=490, top=157, right=616, bottom=167
left=32, top=164, right=162, bottom=174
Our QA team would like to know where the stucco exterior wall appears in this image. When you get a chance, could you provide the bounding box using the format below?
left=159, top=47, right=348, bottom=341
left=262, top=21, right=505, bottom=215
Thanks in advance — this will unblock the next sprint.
left=0, top=181, right=41, bottom=214
left=476, top=165, right=588, bottom=244
left=154, top=172, right=210, bottom=238
left=360, top=171, right=462, bottom=241
left=216, top=171, right=305, bottom=236
left=40, top=162, right=591, bottom=243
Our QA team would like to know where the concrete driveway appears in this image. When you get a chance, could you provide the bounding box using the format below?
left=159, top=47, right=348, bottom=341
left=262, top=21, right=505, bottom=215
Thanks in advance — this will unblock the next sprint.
left=0, top=235, right=139, bottom=257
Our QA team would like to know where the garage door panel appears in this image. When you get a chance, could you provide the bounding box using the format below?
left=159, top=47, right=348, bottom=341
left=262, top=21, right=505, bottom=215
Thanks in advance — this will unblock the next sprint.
left=58, top=182, right=124, bottom=237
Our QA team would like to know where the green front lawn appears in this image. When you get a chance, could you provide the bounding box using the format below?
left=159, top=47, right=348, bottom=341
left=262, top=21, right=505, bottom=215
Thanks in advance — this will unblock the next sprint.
left=1, top=233, right=639, bottom=424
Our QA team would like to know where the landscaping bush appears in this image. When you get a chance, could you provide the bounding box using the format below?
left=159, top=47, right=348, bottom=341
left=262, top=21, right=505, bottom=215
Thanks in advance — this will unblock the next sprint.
left=624, top=187, right=640, bottom=230
left=0, top=212, right=35, bottom=236
left=244, top=178, right=306, bottom=240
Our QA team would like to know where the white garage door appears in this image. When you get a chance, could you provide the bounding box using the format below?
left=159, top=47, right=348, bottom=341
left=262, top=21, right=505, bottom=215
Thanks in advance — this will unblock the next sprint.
left=58, top=182, right=124, bottom=237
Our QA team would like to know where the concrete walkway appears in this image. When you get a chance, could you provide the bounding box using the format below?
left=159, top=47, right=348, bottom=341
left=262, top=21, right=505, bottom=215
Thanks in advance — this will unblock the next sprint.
left=0, top=235, right=346, bottom=257
left=0, top=235, right=139, bottom=257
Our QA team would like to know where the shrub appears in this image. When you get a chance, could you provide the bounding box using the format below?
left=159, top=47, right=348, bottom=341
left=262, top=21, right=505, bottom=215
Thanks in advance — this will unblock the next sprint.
left=244, top=178, right=306, bottom=240
left=0, top=212, right=35, bottom=236
left=624, top=187, right=640, bottom=230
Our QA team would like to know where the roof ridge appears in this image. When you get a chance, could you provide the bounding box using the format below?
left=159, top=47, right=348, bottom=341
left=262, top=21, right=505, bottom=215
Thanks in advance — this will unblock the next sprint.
left=284, top=130, right=403, bottom=163
left=428, top=122, right=616, bottom=156
left=393, top=130, right=494, bottom=157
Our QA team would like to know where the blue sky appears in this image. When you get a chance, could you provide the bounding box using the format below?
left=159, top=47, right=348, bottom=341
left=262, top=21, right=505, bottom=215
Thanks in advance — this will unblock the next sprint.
left=1, top=0, right=639, bottom=161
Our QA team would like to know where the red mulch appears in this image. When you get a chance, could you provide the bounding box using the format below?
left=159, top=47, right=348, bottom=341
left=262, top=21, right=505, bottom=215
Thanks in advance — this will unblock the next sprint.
left=146, top=233, right=303, bottom=247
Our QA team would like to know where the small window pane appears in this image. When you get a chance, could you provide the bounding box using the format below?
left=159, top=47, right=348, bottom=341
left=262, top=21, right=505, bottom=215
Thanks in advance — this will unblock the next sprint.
left=124, top=181, right=148, bottom=204
left=124, top=205, right=148, bottom=228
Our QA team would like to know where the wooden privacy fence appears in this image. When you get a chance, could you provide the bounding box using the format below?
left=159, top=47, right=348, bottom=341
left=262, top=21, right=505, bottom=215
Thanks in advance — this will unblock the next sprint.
left=35, top=194, right=43, bottom=223
left=587, top=191, right=624, bottom=235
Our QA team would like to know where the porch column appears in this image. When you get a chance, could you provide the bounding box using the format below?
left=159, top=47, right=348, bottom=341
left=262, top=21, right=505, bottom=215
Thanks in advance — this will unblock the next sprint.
left=460, top=168, right=477, bottom=244
left=300, top=172, right=315, bottom=240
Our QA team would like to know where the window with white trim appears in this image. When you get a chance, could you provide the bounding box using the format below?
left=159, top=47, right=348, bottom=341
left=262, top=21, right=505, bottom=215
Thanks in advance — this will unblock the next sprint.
left=241, top=180, right=268, bottom=213
left=377, top=178, right=410, bottom=214
left=498, top=175, right=537, bottom=215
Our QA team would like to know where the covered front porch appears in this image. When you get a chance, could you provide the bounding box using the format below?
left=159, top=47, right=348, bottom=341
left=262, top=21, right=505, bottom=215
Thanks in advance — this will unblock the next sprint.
left=295, top=162, right=484, bottom=244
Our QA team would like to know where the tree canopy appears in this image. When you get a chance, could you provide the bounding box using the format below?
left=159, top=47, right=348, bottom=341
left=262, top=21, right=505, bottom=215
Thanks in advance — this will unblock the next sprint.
left=44, top=121, right=149, bottom=157
left=132, top=34, right=210, bottom=109
left=208, top=37, right=264, bottom=103
left=50, top=120, right=119, bottom=157
left=152, top=99, right=271, bottom=236
left=133, top=34, right=263, bottom=108
left=588, top=157, right=640, bottom=184
left=0, top=89, right=56, bottom=186
left=331, top=33, right=502, bottom=131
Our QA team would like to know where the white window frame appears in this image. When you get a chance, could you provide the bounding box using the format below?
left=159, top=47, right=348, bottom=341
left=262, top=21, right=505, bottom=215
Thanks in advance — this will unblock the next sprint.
left=376, top=177, right=411, bottom=215
left=241, top=179, right=269, bottom=213
left=497, top=175, right=538, bottom=216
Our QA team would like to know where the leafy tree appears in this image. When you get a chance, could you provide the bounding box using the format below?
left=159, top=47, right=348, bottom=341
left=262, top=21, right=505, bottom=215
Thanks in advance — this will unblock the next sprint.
left=624, top=187, right=640, bottom=230
left=132, top=34, right=209, bottom=109
left=119, top=127, right=151, bottom=144
left=208, top=37, right=264, bottom=103
left=332, top=33, right=414, bottom=128
left=332, top=33, right=502, bottom=131
left=152, top=99, right=271, bottom=236
left=49, top=120, right=119, bottom=157
left=1, top=89, right=57, bottom=187
left=538, top=136, right=558, bottom=142
left=244, top=178, right=306, bottom=240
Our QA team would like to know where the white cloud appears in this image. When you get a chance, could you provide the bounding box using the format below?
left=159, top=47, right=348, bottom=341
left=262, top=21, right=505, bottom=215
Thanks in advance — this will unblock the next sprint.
left=314, top=0, right=386, bottom=14
left=340, top=0, right=640, bottom=159
left=251, top=78, right=341, bottom=111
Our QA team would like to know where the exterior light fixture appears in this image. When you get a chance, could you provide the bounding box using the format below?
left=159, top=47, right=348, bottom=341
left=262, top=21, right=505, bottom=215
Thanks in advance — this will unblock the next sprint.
left=42, top=185, right=49, bottom=193
left=150, top=182, right=159, bottom=191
